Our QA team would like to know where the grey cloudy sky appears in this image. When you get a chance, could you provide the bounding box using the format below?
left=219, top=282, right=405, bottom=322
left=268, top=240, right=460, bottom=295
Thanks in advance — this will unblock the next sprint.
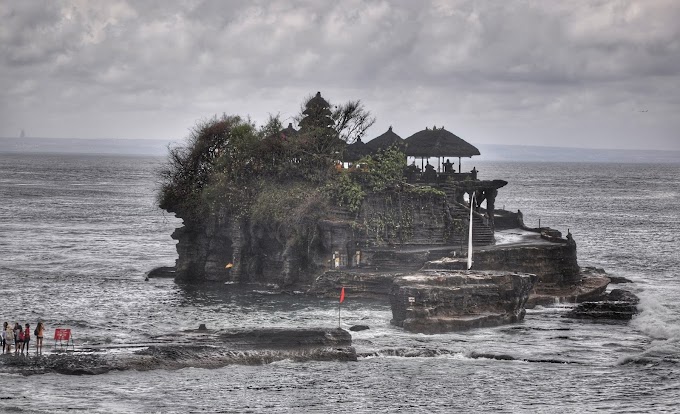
left=2, top=0, right=679, bottom=150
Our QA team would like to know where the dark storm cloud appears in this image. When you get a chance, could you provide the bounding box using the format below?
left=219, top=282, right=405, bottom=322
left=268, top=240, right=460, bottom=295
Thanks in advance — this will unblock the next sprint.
left=1, top=0, right=679, bottom=150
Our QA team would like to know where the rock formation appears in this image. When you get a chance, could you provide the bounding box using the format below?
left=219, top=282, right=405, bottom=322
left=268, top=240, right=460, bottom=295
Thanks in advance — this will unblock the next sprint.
left=1, top=328, right=355, bottom=376
left=157, top=100, right=635, bottom=334
left=564, top=289, right=640, bottom=320
left=389, top=270, right=537, bottom=333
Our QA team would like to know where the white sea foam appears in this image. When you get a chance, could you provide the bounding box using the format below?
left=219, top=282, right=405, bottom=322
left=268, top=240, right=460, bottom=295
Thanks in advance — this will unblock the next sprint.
left=632, top=293, right=680, bottom=341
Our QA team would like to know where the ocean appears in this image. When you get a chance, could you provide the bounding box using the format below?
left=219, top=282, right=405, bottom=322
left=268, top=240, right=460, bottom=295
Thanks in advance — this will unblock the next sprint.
left=0, top=153, right=678, bottom=413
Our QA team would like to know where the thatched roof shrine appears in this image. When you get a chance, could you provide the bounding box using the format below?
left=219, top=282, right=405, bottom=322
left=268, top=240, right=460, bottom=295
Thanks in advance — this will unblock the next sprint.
left=404, top=127, right=480, bottom=158
left=279, top=123, right=298, bottom=139
left=299, top=92, right=333, bottom=130
left=365, top=126, right=405, bottom=152
left=343, top=138, right=370, bottom=162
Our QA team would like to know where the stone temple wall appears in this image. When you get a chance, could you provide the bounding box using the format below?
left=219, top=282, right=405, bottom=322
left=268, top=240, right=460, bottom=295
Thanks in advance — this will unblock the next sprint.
left=356, top=191, right=452, bottom=247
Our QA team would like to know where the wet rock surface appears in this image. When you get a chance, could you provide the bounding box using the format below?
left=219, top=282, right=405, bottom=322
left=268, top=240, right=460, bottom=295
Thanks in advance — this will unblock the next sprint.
left=1, top=352, right=114, bottom=376
left=565, top=289, right=640, bottom=320
left=527, top=275, right=611, bottom=307
left=309, top=270, right=403, bottom=298
left=146, top=266, right=176, bottom=278
left=389, top=270, right=537, bottom=334
left=0, top=328, right=355, bottom=376
left=472, top=240, right=580, bottom=285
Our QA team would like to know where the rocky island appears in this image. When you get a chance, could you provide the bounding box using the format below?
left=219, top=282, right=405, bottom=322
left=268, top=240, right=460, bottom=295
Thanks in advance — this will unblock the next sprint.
left=156, top=92, right=638, bottom=334
left=4, top=92, right=641, bottom=378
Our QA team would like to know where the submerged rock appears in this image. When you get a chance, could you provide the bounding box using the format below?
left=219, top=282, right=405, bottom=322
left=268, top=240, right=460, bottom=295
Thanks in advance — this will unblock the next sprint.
left=146, top=266, right=176, bottom=278
left=389, top=270, right=537, bottom=334
left=216, top=327, right=352, bottom=349
left=349, top=325, right=370, bottom=332
left=607, top=276, right=635, bottom=284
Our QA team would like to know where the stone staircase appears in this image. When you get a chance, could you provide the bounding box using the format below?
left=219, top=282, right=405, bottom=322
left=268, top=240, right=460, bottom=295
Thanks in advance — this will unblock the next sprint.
left=448, top=200, right=495, bottom=246
left=471, top=214, right=495, bottom=245
left=424, top=182, right=496, bottom=246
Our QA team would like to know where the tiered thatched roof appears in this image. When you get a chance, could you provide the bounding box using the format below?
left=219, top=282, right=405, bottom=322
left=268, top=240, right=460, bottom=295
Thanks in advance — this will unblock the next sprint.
left=279, top=123, right=298, bottom=139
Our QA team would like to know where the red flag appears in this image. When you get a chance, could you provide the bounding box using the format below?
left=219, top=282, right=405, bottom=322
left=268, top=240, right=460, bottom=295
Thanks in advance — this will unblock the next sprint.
left=339, top=286, right=345, bottom=303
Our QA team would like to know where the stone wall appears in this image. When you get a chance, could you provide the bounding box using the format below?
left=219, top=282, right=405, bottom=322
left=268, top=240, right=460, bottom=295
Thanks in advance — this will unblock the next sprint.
left=356, top=191, right=453, bottom=246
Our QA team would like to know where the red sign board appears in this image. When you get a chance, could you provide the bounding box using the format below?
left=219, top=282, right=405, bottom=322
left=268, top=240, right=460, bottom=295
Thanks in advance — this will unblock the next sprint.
left=54, top=328, right=71, bottom=341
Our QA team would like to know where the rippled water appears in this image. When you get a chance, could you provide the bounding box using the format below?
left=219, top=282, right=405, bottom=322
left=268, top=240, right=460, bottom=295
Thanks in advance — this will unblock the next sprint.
left=1, top=154, right=678, bottom=413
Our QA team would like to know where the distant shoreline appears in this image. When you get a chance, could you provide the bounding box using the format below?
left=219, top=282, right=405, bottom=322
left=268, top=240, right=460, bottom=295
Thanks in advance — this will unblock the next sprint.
left=1, top=136, right=679, bottom=163
left=0, top=136, right=176, bottom=157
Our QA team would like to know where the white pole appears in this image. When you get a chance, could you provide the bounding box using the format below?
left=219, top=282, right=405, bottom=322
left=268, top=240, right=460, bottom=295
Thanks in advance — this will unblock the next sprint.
left=467, top=192, right=475, bottom=270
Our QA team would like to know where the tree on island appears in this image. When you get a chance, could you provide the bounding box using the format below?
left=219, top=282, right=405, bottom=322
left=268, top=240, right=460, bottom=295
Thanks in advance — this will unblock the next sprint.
left=295, top=92, right=375, bottom=145
left=159, top=92, right=383, bottom=219
left=332, top=100, right=375, bottom=144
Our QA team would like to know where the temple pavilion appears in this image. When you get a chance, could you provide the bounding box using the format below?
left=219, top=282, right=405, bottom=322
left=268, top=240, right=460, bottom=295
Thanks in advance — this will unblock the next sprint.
left=343, top=125, right=507, bottom=238
left=272, top=94, right=508, bottom=271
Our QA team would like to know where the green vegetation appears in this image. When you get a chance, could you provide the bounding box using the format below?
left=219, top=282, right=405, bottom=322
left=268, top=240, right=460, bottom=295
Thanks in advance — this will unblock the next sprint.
left=322, top=172, right=364, bottom=213
left=158, top=93, right=380, bottom=223
left=158, top=92, right=443, bottom=247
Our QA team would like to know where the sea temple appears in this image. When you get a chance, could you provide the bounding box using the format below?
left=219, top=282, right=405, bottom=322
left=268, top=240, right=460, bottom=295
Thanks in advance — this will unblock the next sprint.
left=156, top=92, right=638, bottom=333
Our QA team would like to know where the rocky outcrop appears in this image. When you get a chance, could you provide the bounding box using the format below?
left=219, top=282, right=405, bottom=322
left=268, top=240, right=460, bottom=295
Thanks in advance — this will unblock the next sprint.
left=146, top=266, right=176, bottom=278
left=215, top=327, right=351, bottom=349
left=564, top=289, right=640, bottom=320
left=527, top=275, right=610, bottom=307
left=389, top=270, right=537, bottom=333
left=472, top=240, right=580, bottom=285
left=0, top=328, right=355, bottom=376
left=309, top=270, right=401, bottom=298
left=169, top=189, right=464, bottom=286
left=172, top=216, right=238, bottom=283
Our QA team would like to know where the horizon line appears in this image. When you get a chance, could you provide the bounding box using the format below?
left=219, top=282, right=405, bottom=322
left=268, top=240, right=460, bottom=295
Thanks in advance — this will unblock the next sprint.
left=2, top=136, right=679, bottom=154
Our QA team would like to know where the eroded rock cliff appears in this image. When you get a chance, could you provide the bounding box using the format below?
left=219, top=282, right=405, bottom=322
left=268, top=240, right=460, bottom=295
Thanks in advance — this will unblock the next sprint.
left=170, top=189, right=458, bottom=287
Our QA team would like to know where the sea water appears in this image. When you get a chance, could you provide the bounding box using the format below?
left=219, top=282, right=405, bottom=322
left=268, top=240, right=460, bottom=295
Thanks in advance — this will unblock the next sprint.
left=0, top=153, right=678, bottom=413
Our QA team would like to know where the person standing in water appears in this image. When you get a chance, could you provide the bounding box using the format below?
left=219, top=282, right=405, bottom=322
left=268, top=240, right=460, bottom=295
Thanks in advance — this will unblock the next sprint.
left=1, top=322, right=6, bottom=353
left=35, top=322, right=45, bottom=353
left=4, top=323, right=13, bottom=354
left=22, top=323, right=31, bottom=353
left=13, top=323, right=22, bottom=354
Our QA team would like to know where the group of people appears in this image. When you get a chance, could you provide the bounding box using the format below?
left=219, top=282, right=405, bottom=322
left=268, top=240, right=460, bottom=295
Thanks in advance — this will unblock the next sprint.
left=1, top=321, right=45, bottom=354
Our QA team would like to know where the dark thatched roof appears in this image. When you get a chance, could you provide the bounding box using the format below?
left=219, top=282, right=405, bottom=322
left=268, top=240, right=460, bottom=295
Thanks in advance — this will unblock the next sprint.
left=365, top=126, right=405, bottom=152
left=404, top=127, right=480, bottom=158
left=262, top=123, right=297, bottom=146
left=342, top=137, right=370, bottom=162
left=279, top=123, right=298, bottom=139
left=302, top=92, right=332, bottom=117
